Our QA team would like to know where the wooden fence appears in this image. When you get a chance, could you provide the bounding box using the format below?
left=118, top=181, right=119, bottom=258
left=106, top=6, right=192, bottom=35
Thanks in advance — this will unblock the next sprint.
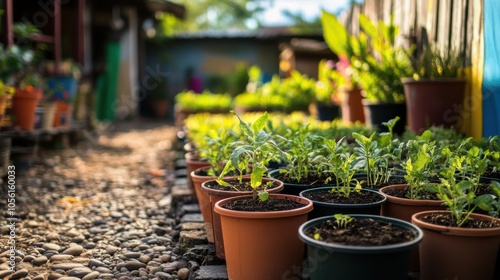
left=339, top=0, right=474, bottom=64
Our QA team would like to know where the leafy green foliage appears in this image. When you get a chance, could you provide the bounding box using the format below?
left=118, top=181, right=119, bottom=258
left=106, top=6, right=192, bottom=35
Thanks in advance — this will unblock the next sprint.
left=175, top=90, right=233, bottom=111
left=407, top=45, right=464, bottom=80
left=334, top=213, right=355, bottom=228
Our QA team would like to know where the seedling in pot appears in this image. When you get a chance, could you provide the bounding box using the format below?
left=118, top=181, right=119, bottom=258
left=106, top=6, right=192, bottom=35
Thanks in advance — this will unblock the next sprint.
left=217, top=111, right=287, bottom=201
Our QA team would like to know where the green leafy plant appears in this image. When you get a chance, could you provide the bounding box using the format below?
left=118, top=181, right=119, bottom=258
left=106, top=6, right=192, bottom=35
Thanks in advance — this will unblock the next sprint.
left=436, top=154, right=494, bottom=227
left=319, top=137, right=360, bottom=197
left=352, top=117, right=402, bottom=187
left=175, top=90, right=233, bottom=111
left=333, top=213, right=355, bottom=228
left=217, top=111, right=287, bottom=201
left=476, top=181, right=500, bottom=219
left=402, top=135, right=438, bottom=199
left=406, top=45, right=464, bottom=80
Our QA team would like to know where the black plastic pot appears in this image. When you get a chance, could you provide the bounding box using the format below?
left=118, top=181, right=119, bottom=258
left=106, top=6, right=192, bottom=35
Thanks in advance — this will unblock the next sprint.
left=299, top=187, right=387, bottom=220
left=315, top=103, right=340, bottom=121
left=299, top=214, right=423, bottom=280
left=362, top=100, right=407, bottom=134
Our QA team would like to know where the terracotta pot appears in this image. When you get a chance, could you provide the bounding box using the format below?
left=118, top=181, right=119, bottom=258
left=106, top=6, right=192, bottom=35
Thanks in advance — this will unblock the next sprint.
left=299, top=214, right=423, bottom=280
left=299, top=186, right=386, bottom=220
left=362, top=100, right=407, bottom=134
left=340, top=87, right=365, bottom=124
left=379, top=184, right=446, bottom=271
left=214, top=193, right=313, bottom=280
left=190, top=166, right=218, bottom=243
left=202, top=177, right=284, bottom=259
left=151, top=99, right=169, bottom=118
left=402, top=78, right=466, bottom=134
left=412, top=211, right=500, bottom=280
left=12, top=88, right=43, bottom=131
left=185, top=152, right=210, bottom=191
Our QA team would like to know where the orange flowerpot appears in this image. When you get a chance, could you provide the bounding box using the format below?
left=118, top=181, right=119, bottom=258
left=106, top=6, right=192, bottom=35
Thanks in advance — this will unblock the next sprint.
left=214, top=194, right=313, bottom=280
left=185, top=152, right=210, bottom=191
left=379, top=184, right=446, bottom=271
left=202, top=177, right=284, bottom=259
left=190, top=166, right=219, bottom=244
left=412, top=211, right=500, bottom=280
left=12, top=87, right=43, bottom=131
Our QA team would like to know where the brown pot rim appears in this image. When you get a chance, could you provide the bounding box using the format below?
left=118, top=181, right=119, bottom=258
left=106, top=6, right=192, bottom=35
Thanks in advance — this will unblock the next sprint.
left=411, top=210, right=500, bottom=236
left=201, top=177, right=284, bottom=195
left=379, top=184, right=444, bottom=206
left=214, top=193, right=313, bottom=218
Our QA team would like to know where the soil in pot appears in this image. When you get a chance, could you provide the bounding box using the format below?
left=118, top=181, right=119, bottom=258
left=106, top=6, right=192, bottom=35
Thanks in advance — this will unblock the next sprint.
left=305, top=216, right=418, bottom=246
left=300, top=187, right=387, bottom=219
left=268, top=169, right=333, bottom=196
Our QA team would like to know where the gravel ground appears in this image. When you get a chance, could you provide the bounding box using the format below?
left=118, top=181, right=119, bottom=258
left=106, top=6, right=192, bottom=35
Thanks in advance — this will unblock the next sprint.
left=0, top=119, right=202, bottom=280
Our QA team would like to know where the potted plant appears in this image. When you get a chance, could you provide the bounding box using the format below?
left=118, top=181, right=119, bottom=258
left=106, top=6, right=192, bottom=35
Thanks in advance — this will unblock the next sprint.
left=201, top=111, right=287, bottom=259
left=299, top=213, right=422, bottom=280
left=351, top=117, right=404, bottom=189
left=411, top=154, right=500, bottom=280
left=402, top=45, right=466, bottom=134
left=174, top=90, right=233, bottom=126
left=333, top=56, right=365, bottom=124
left=299, top=136, right=387, bottom=220
left=268, top=124, right=332, bottom=196
left=211, top=110, right=313, bottom=278
left=312, top=59, right=340, bottom=121
left=321, top=11, right=411, bottom=133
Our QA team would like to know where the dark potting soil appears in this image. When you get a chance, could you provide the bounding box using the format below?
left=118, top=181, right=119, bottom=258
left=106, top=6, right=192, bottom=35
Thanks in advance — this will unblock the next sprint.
left=271, top=172, right=332, bottom=186
left=222, top=196, right=306, bottom=212
left=383, top=187, right=441, bottom=200
left=302, top=189, right=383, bottom=204
left=482, top=167, right=500, bottom=179
left=306, top=218, right=417, bottom=246
left=418, top=212, right=500, bottom=228
left=203, top=179, right=278, bottom=192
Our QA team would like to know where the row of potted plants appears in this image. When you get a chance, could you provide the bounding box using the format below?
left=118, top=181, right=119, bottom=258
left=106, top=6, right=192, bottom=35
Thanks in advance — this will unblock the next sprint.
left=181, top=111, right=500, bottom=280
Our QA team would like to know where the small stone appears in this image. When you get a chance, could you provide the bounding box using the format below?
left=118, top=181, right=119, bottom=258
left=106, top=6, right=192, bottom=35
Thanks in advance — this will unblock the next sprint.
left=27, top=220, right=40, bottom=227
left=177, top=268, right=190, bottom=280
left=160, top=255, right=171, bottom=263
left=155, top=271, right=173, bottom=279
left=23, top=255, right=35, bottom=262
left=9, top=268, right=28, bottom=280
left=33, top=255, right=48, bottom=265
left=50, top=254, right=74, bottom=262
left=43, top=243, right=61, bottom=251
left=71, top=235, right=86, bottom=243
left=63, top=245, right=84, bottom=256
left=110, top=211, right=122, bottom=218
left=83, top=242, right=96, bottom=249
left=68, top=266, right=93, bottom=278
left=88, top=258, right=107, bottom=268
left=48, top=272, right=65, bottom=280
left=0, top=270, right=13, bottom=278
left=66, top=228, right=81, bottom=237
left=46, top=232, right=60, bottom=241
left=160, top=261, right=178, bottom=273
left=120, top=261, right=146, bottom=271
left=105, top=245, right=119, bottom=255
left=124, top=252, right=141, bottom=259
left=58, top=277, right=81, bottom=280
left=82, top=271, right=100, bottom=280
left=51, top=262, right=85, bottom=270
left=33, top=273, right=48, bottom=280
left=95, top=267, right=112, bottom=273
left=138, top=255, right=151, bottom=263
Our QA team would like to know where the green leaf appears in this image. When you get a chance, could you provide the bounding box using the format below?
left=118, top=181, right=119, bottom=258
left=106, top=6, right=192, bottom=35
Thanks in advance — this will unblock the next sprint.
left=321, top=10, right=349, bottom=56
left=231, top=110, right=253, bottom=138
left=258, top=191, right=269, bottom=202
left=476, top=194, right=494, bottom=211
left=251, top=111, right=268, bottom=135
left=251, top=165, right=266, bottom=189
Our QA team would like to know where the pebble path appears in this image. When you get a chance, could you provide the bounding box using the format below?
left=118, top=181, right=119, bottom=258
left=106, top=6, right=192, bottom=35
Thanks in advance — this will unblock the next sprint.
left=0, top=120, right=223, bottom=280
